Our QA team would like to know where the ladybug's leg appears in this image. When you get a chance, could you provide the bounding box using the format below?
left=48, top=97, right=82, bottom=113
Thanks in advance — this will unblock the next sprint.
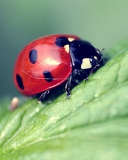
left=65, top=74, right=72, bottom=98
left=73, top=69, right=88, bottom=82
left=72, top=69, right=81, bottom=84
left=89, top=65, right=98, bottom=75
left=38, top=90, right=50, bottom=102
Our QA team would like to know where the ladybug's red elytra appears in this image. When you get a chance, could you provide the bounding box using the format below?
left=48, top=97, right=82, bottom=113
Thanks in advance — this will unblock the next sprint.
left=13, top=34, right=103, bottom=101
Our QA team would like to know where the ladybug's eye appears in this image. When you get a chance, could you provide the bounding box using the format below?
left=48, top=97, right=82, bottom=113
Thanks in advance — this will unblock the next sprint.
left=90, top=56, right=98, bottom=67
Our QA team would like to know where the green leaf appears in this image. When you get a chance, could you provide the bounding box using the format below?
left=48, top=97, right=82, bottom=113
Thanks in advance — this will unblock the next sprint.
left=1, top=39, right=128, bottom=160
left=104, top=38, right=128, bottom=58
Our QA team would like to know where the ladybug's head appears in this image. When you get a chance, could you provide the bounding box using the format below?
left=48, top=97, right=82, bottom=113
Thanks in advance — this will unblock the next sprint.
left=80, top=50, right=103, bottom=71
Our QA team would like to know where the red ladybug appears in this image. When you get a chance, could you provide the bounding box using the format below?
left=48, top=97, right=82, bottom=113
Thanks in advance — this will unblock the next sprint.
left=13, top=34, right=103, bottom=101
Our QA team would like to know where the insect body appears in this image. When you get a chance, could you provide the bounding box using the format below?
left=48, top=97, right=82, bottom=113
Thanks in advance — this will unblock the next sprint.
left=13, top=34, right=103, bottom=101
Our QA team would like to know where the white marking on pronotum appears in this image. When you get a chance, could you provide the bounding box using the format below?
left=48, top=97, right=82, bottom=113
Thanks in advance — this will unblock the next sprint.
left=64, top=38, right=75, bottom=53
left=64, top=45, right=69, bottom=53
left=68, top=38, right=75, bottom=42
left=81, top=58, right=92, bottom=69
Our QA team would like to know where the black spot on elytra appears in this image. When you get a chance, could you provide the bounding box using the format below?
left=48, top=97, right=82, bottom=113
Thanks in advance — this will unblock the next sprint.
left=43, top=71, right=53, bottom=82
left=55, top=36, right=70, bottom=47
left=29, top=49, right=37, bottom=64
left=16, top=74, right=24, bottom=90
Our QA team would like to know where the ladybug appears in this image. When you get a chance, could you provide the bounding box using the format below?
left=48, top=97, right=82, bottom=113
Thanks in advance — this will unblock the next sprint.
left=13, top=34, right=103, bottom=101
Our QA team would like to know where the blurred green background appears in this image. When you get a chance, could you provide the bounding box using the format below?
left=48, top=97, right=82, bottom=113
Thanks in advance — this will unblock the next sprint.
left=0, top=0, right=128, bottom=98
